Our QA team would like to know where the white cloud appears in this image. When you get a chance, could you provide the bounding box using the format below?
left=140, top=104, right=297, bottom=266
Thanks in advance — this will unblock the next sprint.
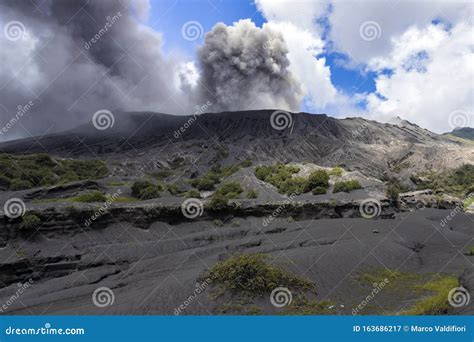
left=366, top=22, right=474, bottom=133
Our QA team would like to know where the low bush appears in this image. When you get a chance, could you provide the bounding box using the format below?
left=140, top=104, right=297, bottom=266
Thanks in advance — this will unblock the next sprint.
left=0, top=153, right=108, bottom=190
left=333, top=180, right=362, bottom=193
left=131, top=180, right=162, bottom=200
left=328, top=166, right=344, bottom=177
left=203, top=253, right=314, bottom=296
left=312, top=186, right=327, bottom=195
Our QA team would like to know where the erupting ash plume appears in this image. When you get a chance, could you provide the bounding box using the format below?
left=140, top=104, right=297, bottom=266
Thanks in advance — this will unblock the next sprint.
left=197, top=19, right=303, bottom=112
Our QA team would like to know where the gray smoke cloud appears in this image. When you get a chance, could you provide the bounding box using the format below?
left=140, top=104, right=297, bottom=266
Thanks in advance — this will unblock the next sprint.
left=0, top=0, right=192, bottom=141
left=197, top=19, right=303, bottom=111
left=0, top=2, right=303, bottom=141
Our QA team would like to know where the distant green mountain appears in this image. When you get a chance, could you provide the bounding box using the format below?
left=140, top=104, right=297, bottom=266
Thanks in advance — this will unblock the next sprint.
left=445, top=127, right=474, bottom=141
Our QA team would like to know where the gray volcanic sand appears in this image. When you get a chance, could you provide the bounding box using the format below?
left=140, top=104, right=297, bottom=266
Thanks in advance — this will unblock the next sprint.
left=0, top=208, right=472, bottom=315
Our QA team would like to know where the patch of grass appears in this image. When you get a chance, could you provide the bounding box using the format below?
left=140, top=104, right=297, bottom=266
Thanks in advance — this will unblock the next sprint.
left=230, top=219, right=241, bottom=227
left=468, top=246, right=474, bottom=256
left=356, top=268, right=459, bottom=315
left=333, top=179, right=362, bottom=193
left=246, top=189, right=258, bottom=199
left=70, top=190, right=108, bottom=203
left=0, top=153, right=108, bottom=190
left=283, top=298, right=336, bottom=315
left=107, top=181, right=128, bottom=186
left=20, top=214, right=41, bottom=230
left=404, top=275, right=458, bottom=315
left=131, top=180, right=162, bottom=200
left=184, top=190, right=201, bottom=198
left=203, top=253, right=314, bottom=296
left=148, top=170, right=172, bottom=180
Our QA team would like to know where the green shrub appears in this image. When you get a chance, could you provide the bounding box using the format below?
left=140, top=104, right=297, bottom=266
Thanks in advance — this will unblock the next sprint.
left=214, top=181, right=243, bottom=199
left=203, top=253, right=314, bottom=296
left=208, top=193, right=229, bottom=211
left=131, top=180, right=162, bottom=200
left=333, top=180, right=362, bottom=193
left=468, top=246, right=474, bottom=255
left=304, top=170, right=329, bottom=192
left=386, top=184, right=401, bottom=201
left=328, top=166, right=344, bottom=177
left=312, top=186, right=327, bottom=195
left=72, top=190, right=108, bottom=202
left=20, top=214, right=41, bottom=229
left=190, top=177, right=217, bottom=191
left=0, top=154, right=108, bottom=190
left=239, top=159, right=252, bottom=168
left=415, top=164, right=474, bottom=197
left=247, top=189, right=258, bottom=199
